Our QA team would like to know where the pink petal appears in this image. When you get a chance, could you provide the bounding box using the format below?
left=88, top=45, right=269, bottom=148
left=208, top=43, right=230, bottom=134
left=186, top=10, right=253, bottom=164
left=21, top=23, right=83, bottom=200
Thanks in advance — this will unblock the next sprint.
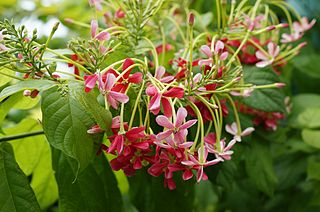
left=180, top=119, right=197, bottom=130
left=128, top=72, right=143, bottom=84
left=105, top=73, right=116, bottom=91
left=90, top=20, right=98, bottom=38
left=225, top=123, right=237, bottom=135
left=156, top=130, right=173, bottom=141
left=107, top=95, right=119, bottom=109
left=255, top=51, right=269, bottom=61
left=84, top=74, right=98, bottom=92
left=155, top=66, right=165, bottom=79
left=95, top=31, right=110, bottom=41
left=241, top=127, right=255, bottom=136
left=161, top=98, right=172, bottom=118
left=196, top=166, right=204, bottom=183
left=109, top=91, right=129, bottom=103
left=198, top=58, right=213, bottom=67
left=182, top=169, right=194, bottom=181
left=256, top=60, right=272, bottom=68
left=178, top=142, right=194, bottom=148
left=174, top=130, right=187, bottom=144
left=156, top=115, right=174, bottom=129
left=220, top=51, right=228, bottom=61
left=181, top=160, right=196, bottom=166
left=163, top=87, right=184, bottom=98
left=175, top=107, right=187, bottom=127
left=200, top=45, right=212, bottom=57
left=214, top=40, right=224, bottom=53
left=149, top=93, right=162, bottom=114
left=204, top=133, right=216, bottom=144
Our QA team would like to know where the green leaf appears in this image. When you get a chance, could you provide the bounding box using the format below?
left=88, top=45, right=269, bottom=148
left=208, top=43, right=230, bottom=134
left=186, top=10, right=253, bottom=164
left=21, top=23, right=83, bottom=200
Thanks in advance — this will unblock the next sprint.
left=0, top=93, right=21, bottom=129
left=293, top=53, right=320, bottom=79
left=76, top=90, right=112, bottom=131
left=4, top=119, right=58, bottom=209
left=0, top=67, right=14, bottom=86
left=242, top=66, right=286, bottom=113
left=0, top=142, right=41, bottom=212
left=289, top=94, right=320, bottom=128
left=302, top=129, right=320, bottom=149
left=307, top=156, right=320, bottom=181
left=0, top=80, right=57, bottom=102
left=297, top=107, right=320, bottom=129
left=245, top=140, right=278, bottom=196
left=52, top=149, right=123, bottom=212
left=41, top=82, right=105, bottom=172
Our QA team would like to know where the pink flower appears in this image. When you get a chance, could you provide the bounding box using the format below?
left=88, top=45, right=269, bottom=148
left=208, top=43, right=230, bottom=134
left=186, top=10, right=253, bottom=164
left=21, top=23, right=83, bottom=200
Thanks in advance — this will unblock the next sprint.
left=182, top=147, right=222, bottom=182
left=99, top=73, right=129, bottom=109
left=293, top=17, right=316, bottom=33
left=281, top=32, right=302, bottom=43
left=154, top=66, right=174, bottom=83
left=84, top=74, right=98, bottom=92
left=199, top=41, right=228, bottom=67
left=255, top=42, right=280, bottom=68
left=230, top=87, right=254, bottom=97
left=146, top=85, right=184, bottom=117
left=90, top=20, right=110, bottom=41
left=225, top=122, right=255, bottom=142
left=204, top=133, right=236, bottom=161
left=87, top=125, right=103, bottom=134
left=156, top=107, right=197, bottom=143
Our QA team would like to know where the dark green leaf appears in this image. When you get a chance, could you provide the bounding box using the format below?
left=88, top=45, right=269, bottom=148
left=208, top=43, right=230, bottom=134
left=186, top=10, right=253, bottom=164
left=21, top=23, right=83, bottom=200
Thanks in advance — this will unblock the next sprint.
left=242, top=66, right=286, bottom=113
left=52, top=149, right=123, bottom=212
left=245, top=140, right=278, bottom=196
left=0, top=142, right=41, bottom=212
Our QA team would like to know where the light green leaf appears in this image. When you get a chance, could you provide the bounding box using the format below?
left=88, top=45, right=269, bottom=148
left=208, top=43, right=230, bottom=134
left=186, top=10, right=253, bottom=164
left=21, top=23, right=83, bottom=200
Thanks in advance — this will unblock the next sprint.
left=0, top=80, right=57, bottom=102
left=52, top=149, right=123, bottom=212
left=41, top=82, right=105, bottom=172
left=3, top=118, right=58, bottom=209
left=242, top=66, right=285, bottom=113
left=0, top=142, right=41, bottom=212
left=245, top=141, right=278, bottom=196
left=0, top=93, right=21, bottom=132
left=302, top=129, right=320, bottom=149
left=297, top=107, right=320, bottom=129
left=0, top=67, right=14, bottom=86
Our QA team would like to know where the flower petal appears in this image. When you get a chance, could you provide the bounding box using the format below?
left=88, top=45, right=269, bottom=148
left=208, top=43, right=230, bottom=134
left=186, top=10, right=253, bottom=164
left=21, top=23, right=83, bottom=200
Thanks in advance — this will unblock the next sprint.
left=156, top=115, right=174, bottom=129
left=175, top=107, right=187, bottom=127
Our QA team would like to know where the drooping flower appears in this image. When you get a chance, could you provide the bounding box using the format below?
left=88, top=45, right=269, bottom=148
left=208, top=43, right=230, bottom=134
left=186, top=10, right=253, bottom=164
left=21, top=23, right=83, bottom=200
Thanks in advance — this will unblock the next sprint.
left=182, top=146, right=222, bottom=182
left=204, top=133, right=236, bottom=161
left=293, top=17, right=316, bottom=33
left=225, top=122, right=255, bottom=142
left=255, top=42, right=280, bottom=68
left=199, top=40, right=228, bottom=67
left=156, top=107, right=197, bottom=143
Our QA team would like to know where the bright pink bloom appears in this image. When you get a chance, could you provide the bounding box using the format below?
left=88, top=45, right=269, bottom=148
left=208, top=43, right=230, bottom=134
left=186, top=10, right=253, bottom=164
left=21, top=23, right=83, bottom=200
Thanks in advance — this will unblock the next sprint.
left=225, top=122, right=255, bottom=142
left=154, top=66, right=174, bottom=83
left=88, top=0, right=102, bottom=10
left=99, top=73, right=129, bottom=109
left=255, top=42, right=280, bottom=68
left=84, top=74, right=98, bottom=92
left=199, top=40, right=228, bottom=67
left=293, top=17, right=316, bottom=33
left=156, top=107, right=197, bottom=143
left=146, top=85, right=184, bottom=117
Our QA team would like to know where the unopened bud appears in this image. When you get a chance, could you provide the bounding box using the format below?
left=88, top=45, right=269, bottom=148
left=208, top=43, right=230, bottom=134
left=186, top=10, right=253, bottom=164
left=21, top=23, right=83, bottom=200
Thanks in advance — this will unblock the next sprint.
left=234, top=76, right=241, bottom=82
left=267, top=25, right=276, bottom=31
left=30, top=90, right=39, bottom=98
left=52, top=22, right=60, bottom=32
left=275, top=83, right=286, bottom=88
left=280, top=23, right=289, bottom=28
left=23, top=90, right=31, bottom=96
left=298, top=41, right=307, bottom=49
left=188, top=13, right=195, bottom=26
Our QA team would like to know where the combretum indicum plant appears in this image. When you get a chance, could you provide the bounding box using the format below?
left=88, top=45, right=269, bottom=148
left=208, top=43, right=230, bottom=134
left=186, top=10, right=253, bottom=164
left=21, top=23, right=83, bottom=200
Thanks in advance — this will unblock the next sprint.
left=0, top=0, right=315, bottom=190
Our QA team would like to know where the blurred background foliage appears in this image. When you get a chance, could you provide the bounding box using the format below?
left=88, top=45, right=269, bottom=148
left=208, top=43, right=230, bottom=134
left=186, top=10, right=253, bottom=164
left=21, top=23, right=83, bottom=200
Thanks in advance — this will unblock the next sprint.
left=1, top=0, right=320, bottom=212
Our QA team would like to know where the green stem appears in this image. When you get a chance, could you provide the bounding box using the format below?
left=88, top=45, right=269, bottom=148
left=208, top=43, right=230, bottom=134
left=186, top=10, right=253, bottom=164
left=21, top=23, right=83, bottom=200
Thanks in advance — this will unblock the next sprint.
left=0, top=131, right=44, bottom=142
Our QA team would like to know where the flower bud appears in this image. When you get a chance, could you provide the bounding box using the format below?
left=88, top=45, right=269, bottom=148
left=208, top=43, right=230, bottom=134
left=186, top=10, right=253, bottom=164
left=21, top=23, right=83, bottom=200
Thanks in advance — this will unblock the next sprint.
left=64, top=18, right=74, bottom=24
left=23, top=90, right=31, bottom=97
left=275, top=83, right=286, bottom=88
left=188, top=12, right=195, bottom=26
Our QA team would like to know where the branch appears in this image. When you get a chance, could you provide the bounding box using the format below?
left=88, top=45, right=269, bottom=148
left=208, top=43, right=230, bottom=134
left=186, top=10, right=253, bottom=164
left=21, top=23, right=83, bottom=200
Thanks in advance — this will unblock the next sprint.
left=0, top=130, right=45, bottom=142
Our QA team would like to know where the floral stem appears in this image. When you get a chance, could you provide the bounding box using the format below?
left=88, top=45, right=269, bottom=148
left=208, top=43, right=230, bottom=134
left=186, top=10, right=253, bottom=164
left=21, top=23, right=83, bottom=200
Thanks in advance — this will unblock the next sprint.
left=0, top=131, right=44, bottom=142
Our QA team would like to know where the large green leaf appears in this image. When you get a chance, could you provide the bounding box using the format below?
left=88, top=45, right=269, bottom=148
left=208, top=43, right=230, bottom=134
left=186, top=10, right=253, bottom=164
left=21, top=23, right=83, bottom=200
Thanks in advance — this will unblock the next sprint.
left=4, top=119, right=58, bottom=209
left=52, top=149, right=123, bottom=212
left=307, top=156, right=320, bottom=181
left=0, top=142, right=41, bottom=212
left=0, top=80, right=56, bottom=102
left=0, top=93, right=21, bottom=130
left=242, top=66, right=286, bottom=113
left=0, top=67, right=14, bottom=86
left=41, top=82, right=110, bottom=172
left=245, top=140, right=278, bottom=196
left=302, top=129, right=320, bottom=149
left=297, top=107, right=320, bottom=129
